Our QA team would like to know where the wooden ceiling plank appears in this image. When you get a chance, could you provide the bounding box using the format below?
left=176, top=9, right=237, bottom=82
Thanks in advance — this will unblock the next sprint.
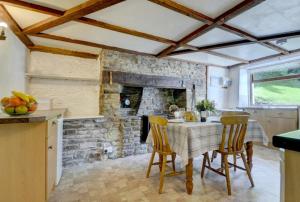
left=157, top=0, right=264, bottom=57
left=28, top=45, right=99, bottom=59
left=29, top=33, right=154, bottom=57
left=259, top=30, right=300, bottom=42
left=147, top=0, right=214, bottom=24
left=1, top=0, right=176, bottom=45
left=0, top=4, right=34, bottom=46
left=23, top=0, right=125, bottom=34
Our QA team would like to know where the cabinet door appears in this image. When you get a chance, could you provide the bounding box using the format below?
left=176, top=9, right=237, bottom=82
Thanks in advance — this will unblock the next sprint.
left=47, top=119, right=57, bottom=197
left=267, top=117, right=298, bottom=141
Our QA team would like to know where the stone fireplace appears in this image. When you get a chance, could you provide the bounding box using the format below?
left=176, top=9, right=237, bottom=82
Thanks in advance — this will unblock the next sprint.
left=62, top=50, right=206, bottom=167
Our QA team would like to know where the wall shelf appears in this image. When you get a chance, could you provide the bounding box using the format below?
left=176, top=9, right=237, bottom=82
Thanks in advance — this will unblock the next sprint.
left=26, top=73, right=100, bottom=83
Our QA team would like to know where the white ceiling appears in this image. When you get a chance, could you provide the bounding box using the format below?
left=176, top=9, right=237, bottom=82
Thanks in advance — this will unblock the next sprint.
left=4, top=5, right=51, bottom=29
left=173, top=0, right=243, bottom=18
left=227, top=0, right=300, bottom=36
left=2, top=0, right=300, bottom=67
left=21, top=0, right=86, bottom=11
left=170, top=52, right=239, bottom=66
left=188, top=28, right=243, bottom=47
left=86, top=0, right=203, bottom=41
left=214, top=44, right=278, bottom=60
left=44, top=21, right=168, bottom=54
left=271, top=37, right=300, bottom=51
left=29, top=36, right=102, bottom=54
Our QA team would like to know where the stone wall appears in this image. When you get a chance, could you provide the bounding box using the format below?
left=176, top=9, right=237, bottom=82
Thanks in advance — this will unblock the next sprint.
left=63, top=116, right=147, bottom=167
left=102, top=50, right=207, bottom=108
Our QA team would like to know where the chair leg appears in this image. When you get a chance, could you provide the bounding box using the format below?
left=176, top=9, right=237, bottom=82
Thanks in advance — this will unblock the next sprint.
left=220, top=154, right=224, bottom=173
left=146, top=150, right=156, bottom=178
left=224, top=155, right=232, bottom=195
left=233, top=154, right=237, bottom=172
left=211, top=150, right=217, bottom=162
left=159, top=154, right=167, bottom=194
left=171, top=153, right=176, bottom=173
left=201, top=152, right=208, bottom=178
left=241, top=152, right=254, bottom=187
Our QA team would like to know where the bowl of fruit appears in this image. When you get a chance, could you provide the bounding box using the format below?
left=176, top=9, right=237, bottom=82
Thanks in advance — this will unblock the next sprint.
left=1, top=91, right=38, bottom=116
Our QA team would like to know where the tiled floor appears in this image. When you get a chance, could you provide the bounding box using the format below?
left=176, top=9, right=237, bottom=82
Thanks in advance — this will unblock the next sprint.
left=50, top=145, right=281, bottom=202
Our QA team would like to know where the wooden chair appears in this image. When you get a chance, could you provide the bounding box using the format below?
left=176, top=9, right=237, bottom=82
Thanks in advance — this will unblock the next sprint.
left=184, top=111, right=197, bottom=122
left=146, top=115, right=179, bottom=194
left=201, top=115, right=254, bottom=195
left=211, top=111, right=250, bottom=165
left=222, top=111, right=250, bottom=116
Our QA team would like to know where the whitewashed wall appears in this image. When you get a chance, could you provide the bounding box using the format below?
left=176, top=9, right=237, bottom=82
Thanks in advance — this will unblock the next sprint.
left=27, top=52, right=100, bottom=117
left=207, top=66, right=229, bottom=109
left=0, top=29, right=27, bottom=98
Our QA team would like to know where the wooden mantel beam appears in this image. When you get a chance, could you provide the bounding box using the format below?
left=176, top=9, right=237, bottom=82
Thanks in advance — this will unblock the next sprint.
left=0, top=4, right=33, bottom=46
left=23, top=0, right=125, bottom=34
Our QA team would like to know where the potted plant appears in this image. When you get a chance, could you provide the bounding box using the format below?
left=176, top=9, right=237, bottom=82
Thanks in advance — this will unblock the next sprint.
left=195, top=99, right=215, bottom=122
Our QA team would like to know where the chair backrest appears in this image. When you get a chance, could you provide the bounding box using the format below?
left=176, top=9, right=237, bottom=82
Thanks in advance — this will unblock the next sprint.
left=222, top=111, right=250, bottom=116
left=184, top=111, right=197, bottom=122
left=149, top=116, right=171, bottom=153
left=219, top=115, right=249, bottom=153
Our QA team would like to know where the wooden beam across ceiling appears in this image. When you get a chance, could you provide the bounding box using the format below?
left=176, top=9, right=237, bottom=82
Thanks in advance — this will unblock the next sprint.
left=153, top=0, right=266, bottom=58
left=170, top=30, right=300, bottom=56
left=23, top=0, right=125, bottom=34
left=147, top=0, right=214, bottom=24
left=0, top=0, right=176, bottom=46
left=28, top=45, right=99, bottom=59
left=219, top=24, right=290, bottom=55
left=0, top=4, right=33, bottom=46
left=29, top=33, right=154, bottom=57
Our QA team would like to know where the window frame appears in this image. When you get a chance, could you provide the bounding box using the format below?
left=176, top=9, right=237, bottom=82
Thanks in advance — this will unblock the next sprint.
left=250, top=72, right=300, bottom=106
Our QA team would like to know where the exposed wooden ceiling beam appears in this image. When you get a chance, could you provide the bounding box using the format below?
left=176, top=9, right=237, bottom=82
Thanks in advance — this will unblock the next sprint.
left=0, top=4, right=33, bottom=46
left=23, top=0, right=125, bottom=34
left=170, top=30, right=300, bottom=56
left=75, top=18, right=176, bottom=45
left=219, top=24, right=290, bottom=54
left=28, top=33, right=154, bottom=57
left=155, top=0, right=265, bottom=58
left=28, top=45, right=99, bottom=59
left=147, top=0, right=214, bottom=24
left=1, top=0, right=176, bottom=46
left=229, top=48, right=300, bottom=69
left=204, top=50, right=249, bottom=63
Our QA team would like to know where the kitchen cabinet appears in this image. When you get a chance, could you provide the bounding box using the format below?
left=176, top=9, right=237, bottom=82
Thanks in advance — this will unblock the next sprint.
left=47, top=118, right=58, bottom=196
left=0, top=110, right=64, bottom=202
left=243, top=108, right=298, bottom=146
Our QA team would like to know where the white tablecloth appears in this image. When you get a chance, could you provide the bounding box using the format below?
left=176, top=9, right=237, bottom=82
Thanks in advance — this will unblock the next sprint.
left=148, top=119, right=268, bottom=166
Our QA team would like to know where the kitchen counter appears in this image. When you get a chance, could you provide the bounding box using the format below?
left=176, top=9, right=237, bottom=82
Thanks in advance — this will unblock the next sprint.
left=0, top=109, right=65, bottom=124
left=273, top=130, right=300, bottom=202
left=273, top=130, right=300, bottom=152
left=238, top=106, right=299, bottom=110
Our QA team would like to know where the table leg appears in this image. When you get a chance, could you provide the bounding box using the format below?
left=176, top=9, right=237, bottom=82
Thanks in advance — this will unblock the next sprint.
left=186, top=158, right=193, bottom=195
left=246, top=141, right=253, bottom=171
left=159, top=154, right=163, bottom=172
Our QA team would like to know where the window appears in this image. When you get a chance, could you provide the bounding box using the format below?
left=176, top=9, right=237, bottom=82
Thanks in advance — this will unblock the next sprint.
left=251, top=66, right=300, bottom=105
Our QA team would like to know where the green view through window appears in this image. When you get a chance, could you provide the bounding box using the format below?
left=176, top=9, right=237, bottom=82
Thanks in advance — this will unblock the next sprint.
left=252, top=67, right=300, bottom=105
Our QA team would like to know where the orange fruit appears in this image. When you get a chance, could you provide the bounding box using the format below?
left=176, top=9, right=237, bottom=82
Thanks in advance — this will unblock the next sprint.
left=1, top=97, right=9, bottom=106
left=28, top=103, right=37, bottom=112
left=8, top=97, right=22, bottom=107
